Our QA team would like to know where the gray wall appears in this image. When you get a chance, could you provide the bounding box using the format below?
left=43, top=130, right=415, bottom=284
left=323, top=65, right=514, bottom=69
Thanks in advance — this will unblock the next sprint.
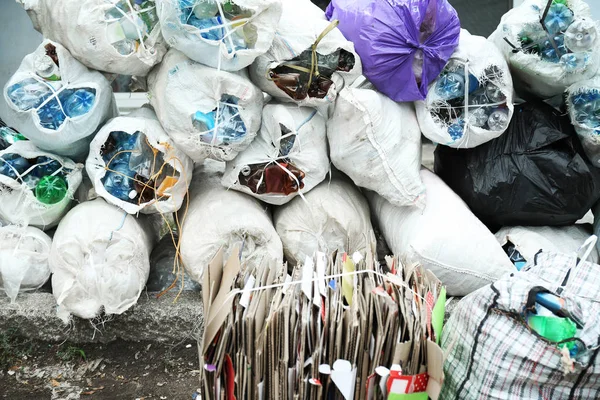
left=0, top=1, right=42, bottom=127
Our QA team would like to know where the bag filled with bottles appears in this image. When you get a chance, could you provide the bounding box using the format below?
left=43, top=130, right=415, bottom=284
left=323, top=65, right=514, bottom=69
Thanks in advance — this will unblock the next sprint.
left=496, top=225, right=599, bottom=268
left=222, top=103, right=328, bottom=205
left=435, top=101, right=600, bottom=229
left=50, top=199, right=156, bottom=322
left=17, top=0, right=167, bottom=76
left=566, top=76, right=600, bottom=167
left=0, top=141, right=83, bottom=230
left=249, top=0, right=362, bottom=111
left=327, top=86, right=425, bottom=209
left=157, top=0, right=282, bottom=71
left=148, top=49, right=263, bottom=162
left=415, top=30, right=514, bottom=148
left=180, top=162, right=283, bottom=284
left=0, top=225, right=52, bottom=303
left=3, top=40, right=116, bottom=160
left=489, top=0, right=600, bottom=99
left=274, top=178, right=373, bottom=266
left=326, top=0, right=461, bottom=102
left=87, top=106, right=193, bottom=215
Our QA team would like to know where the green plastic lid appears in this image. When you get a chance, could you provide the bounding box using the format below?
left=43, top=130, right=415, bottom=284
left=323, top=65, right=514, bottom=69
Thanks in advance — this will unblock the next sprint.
left=35, top=175, right=68, bottom=205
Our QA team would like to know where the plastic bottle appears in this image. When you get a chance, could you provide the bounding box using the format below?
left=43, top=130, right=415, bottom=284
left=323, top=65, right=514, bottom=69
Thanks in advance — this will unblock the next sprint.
left=193, top=1, right=218, bottom=18
left=564, top=18, right=597, bottom=53
left=544, top=3, right=574, bottom=35
left=485, top=82, right=506, bottom=103
left=37, top=98, right=66, bottom=130
left=7, top=78, right=53, bottom=111
left=469, top=90, right=489, bottom=106
left=0, top=154, right=31, bottom=179
left=34, top=54, right=61, bottom=81
left=33, top=156, right=63, bottom=177
left=0, top=127, right=27, bottom=150
left=63, top=89, right=96, bottom=118
left=435, top=72, right=465, bottom=101
left=218, top=96, right=246, bottom=143
left=447, top=118, right=465, bottom=140
left=527, top=315, right=576, bottom=343
left=35, top=175, right=68, bottom=205
left=467, top=107, right=489, bottom=128
left=560, top=52, right=591, bottom=72
left=192, top=110, right=217, bottom=143
left=541, top=35, right=567, bottom=62
left=102, top=162, right=137, bottom=202
left=487, top=108, right=510, bottom=131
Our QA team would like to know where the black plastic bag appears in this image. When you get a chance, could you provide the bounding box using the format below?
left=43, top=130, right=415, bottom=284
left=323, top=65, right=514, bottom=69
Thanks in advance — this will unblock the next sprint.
left=434, top=101, right=600, bottom=229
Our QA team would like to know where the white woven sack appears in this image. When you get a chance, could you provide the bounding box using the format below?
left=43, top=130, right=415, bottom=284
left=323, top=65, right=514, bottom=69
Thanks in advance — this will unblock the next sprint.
left=157, top=0, right=282, bottom=71
left=274, top=179, right=372, bottom=266
left=50, top=199, right=154, bottom=322
left=3, top=40, right=116, bottom=160
left=368, top=169, right=515, bottom=296
left=328, top=87, right=425, bottom=209
left=180, top=161, right=283, bottom=283
left=87, top=106, right=193, bottom=215
left=0, top=225, right=52, bottom=303
left=495, top=225, right=599, bottom=264
left=0, top=141, right=83, bottom=230
left=18, top=0, right=167, bottom=76
left=489, top=0, right=600, bottom=99
left=223, top=103, right=328, bottom=205
left=249, top=0, right=362, bottom=111
left=148, top=49, right=263, bottom=162
left=415, top=30, right=514, bottom=148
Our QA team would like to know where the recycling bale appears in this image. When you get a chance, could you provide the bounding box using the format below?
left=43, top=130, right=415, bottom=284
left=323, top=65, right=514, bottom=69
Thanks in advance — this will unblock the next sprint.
left=489, top=0, right=600, bottom=98
left=148, top=49, right=263, bottom=162
left=87, top=106, right=193, bottom=215
left=222, top=103, right=328, bottom=205
left=157, top=0, right=282, bottom=71
left=3, top=40, right=116, bottom=160
left=416, top=30, right=514, bottom=148
left=17, top=0, right=167, bottom=76
left=0, top=141, right=82, bottom=230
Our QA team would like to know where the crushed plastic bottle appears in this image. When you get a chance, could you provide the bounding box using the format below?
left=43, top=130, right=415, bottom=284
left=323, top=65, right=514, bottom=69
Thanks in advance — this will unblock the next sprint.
left=102, top=161, right=137, bottom=202
left=485, top=82, right=506, bottom=103
left=105, top=0, right=159, bottom=55
left=435, top=72, right=465, bottom=100
left=541, top=35, right=567, bottom=62
left=447, top=118, right=465, bottom=140
left=193, top=1, right=218, bottom=19
left=192, top=95, right=247, bottom=145
left=570, top=90, right=600, bottom=128
left=544, top=3, right=574, bottom=35
left=564, top=18, right=597, bottom=53
left=7, top=78, right=53, bottom=111
left=0, top=125, right=27, bottom=151
left=467, top=107, right=490, bottom=128
left=0, top=154, right=31, bottom=180
left=488, top=108, right=510, bottom=131
left=37, top=98, right=67, bottom=130
left=528, top=314, right=577, bottom=343
left=63, top=89, right=96, bottom=118
left=560, top=52, right=591, bottom=72
left=35, top=175, right=68, bottom=205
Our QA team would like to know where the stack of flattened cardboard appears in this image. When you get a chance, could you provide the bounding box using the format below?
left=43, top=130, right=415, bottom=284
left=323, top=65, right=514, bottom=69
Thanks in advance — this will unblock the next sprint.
left=199, top=240, right=446, bottom=400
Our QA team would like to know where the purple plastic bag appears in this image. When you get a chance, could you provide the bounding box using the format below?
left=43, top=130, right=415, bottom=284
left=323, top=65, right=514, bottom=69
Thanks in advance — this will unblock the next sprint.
left=326, top=0, right=461, bottom=102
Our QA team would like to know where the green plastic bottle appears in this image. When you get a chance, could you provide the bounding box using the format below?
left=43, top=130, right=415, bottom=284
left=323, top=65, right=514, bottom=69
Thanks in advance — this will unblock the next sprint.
left=528, top=315, right=577, bottom=342
left=35, top=175, right=68, bottom=205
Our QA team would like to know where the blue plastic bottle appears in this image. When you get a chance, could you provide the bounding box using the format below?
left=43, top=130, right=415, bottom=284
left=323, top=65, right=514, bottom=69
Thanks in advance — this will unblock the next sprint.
left=102, top=162, right=137, bottom=201
left=544, top=3, right=574, bottom=35
left=63, top=89, right=96, bottom=118
left=435, top=72, right=465, bottom=101
left=0, top=154, right=31, bottom=180
left=37, top=98, right=66, bottom=130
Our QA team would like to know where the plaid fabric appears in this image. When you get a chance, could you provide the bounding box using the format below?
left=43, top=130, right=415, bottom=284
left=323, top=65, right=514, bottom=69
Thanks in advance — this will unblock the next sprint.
left=440, top=251, right=600, bottom=400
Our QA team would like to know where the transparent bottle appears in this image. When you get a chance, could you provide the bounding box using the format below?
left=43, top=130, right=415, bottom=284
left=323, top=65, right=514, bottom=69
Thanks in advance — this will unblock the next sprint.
left=7, top=78, right=53, bottom=111
left=63, top=89, right=96, bottom=118
left=487, top=108, right=510, bottom=131
left=564, top=18, right=597, bottom=53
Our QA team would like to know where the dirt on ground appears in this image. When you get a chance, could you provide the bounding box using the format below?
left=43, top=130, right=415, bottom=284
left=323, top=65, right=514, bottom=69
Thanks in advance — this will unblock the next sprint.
left=0, top=335, right=201, bottom=400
